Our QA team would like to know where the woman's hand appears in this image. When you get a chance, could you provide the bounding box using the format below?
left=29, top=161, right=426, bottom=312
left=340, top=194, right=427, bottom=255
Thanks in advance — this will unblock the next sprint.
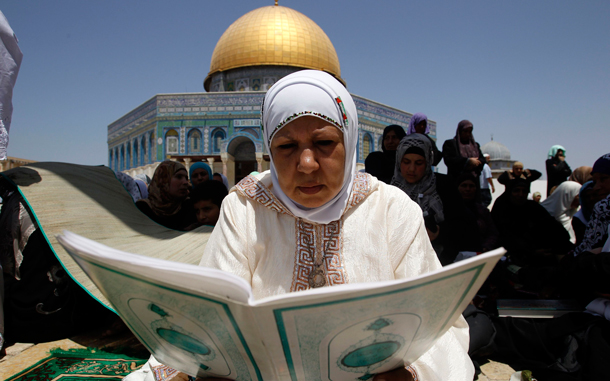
left=373, top=367, right=415, bottom=381
left=171, top=373, right=191, bottom=381
left=467, top=157, right=481, bottom=169
left=427, top=225, right=440, bottom=241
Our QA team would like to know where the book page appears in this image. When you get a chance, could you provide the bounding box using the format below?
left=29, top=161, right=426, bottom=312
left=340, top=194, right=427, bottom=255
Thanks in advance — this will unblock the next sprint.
left=59, top=230, right=253, bottom=303
left=57, top=231, right=269, bottom=380
left=249, top=249, right=504, bottom=380
left=58, top=231, right=503, bottom=381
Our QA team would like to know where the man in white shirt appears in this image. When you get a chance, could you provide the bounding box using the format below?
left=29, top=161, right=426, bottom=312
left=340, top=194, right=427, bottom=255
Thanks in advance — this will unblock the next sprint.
left=480, top=154, right=494, bottom=207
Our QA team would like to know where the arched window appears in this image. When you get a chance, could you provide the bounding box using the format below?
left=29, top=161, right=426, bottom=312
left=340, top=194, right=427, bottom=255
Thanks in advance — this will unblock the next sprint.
left=165, top=129, right=179, bottom=154
left=120, top=146, right=125, bottom=171
left=188, top=129, right=202, bottom=154
left=109, top=150, right=113, bottom=169
left=149, top=133, right=155, bottom=163
left=126, top=144, right=131, bottom=169
left=212, top=129, right=225, bottom=153
left=140, top=137, right=146, bottom=165
left=133, top=141, right=139, bottom=167
left=114, top=148, right=119, bottom=171
left=362, top=133, right=372, bottom=158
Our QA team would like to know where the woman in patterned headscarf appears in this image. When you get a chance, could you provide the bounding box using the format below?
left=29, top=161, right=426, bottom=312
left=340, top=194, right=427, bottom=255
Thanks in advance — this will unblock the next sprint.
left=135, top=160, right=196, bottom=231
left=574, top=153, right=610, bottom=256
left=392, top=133, right=473, bottom=265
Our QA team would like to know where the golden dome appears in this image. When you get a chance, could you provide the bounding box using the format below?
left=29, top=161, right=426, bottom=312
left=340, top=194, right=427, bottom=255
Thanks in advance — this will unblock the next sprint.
left=204, top=5, right=343, bottom=90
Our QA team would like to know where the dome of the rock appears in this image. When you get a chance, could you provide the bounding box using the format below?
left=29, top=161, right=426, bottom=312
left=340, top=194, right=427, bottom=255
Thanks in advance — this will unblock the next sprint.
left=204, top=5, right=343, bottom=90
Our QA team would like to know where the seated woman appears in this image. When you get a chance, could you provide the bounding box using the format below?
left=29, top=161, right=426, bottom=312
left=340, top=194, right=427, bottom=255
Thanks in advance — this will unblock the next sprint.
left=406, top=112, right=442, bottom=166
left=212, top=172, right=229, bottom=190
left=189, top=162, right=213, bottom=187
left=540, top=180, right=581, bottom=243
left=491, top=178, right=573, bottom=296
left=391, top=133, right=474, bottom=265
left=456, top=173, right=500, bottom=254
left=127, top=71, right=474, bottom=380
left=568, top=165, right=593, bottom=186
left=573, top=153, right=610, bottom=256
left=572, top=181, right=595, bottom=245
left=364, top=124, right=406, bottom=184
left=135, top=160, right=196, bottom=231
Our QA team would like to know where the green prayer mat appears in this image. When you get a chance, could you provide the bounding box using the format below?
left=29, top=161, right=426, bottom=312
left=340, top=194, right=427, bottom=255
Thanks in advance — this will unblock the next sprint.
left=5, top=348, right=148, bottom=381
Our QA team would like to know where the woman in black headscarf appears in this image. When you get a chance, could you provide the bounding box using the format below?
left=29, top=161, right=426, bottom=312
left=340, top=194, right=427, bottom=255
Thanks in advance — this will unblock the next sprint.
left=364, top=124, right=406, bottom=184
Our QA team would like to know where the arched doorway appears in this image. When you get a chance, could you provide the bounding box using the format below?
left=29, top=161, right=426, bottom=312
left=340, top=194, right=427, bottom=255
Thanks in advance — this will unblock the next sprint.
left=228, top=136, right=257, bottom=184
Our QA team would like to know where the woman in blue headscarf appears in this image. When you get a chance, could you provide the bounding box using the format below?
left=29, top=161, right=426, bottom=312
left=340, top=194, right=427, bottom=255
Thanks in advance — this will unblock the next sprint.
left=189, top=162, right=213, bottom=187
left=545, top=145, right=572, bottom=197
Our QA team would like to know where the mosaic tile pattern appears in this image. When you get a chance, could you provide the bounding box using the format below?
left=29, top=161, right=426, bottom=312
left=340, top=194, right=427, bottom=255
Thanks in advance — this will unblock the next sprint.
left=108, top=92, right=424, bottom=170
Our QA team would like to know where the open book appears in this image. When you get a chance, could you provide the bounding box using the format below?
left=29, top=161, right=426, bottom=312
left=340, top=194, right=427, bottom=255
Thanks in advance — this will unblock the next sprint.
left=57, top=230, right=504, bottom=381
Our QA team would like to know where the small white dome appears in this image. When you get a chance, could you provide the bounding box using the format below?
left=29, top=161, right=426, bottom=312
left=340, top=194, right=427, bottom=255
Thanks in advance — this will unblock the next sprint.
left=481, top=140, right=511, bottom=160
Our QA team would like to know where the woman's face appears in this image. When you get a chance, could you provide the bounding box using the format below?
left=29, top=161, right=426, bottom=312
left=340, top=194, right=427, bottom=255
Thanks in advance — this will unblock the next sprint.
left=191, top=168, right=209, bottom=186
left=592, top=172, right=610, bottom=200
left=414, top=120, right=427, bottom=134
left=270, top=116, right=345, bottom=208
left=513, top=165, right=524, bottom=178
left=168, top=169, right=189, bottom=198
left=459, top=127, right=473, bottom=144
left=383, top=130, right=401, bottom=151
left=458, top=179, right=477, bottom=201
left=194, top=199, right=220, bottom=226
left=400, top=153, right=427, bottom=184
left=510, top=185, right=529, bottom=206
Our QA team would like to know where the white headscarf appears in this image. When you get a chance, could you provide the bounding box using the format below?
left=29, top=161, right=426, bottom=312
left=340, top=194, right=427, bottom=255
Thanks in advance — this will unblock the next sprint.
left=541, top=180, right=581, bottom=243
left=261, top=70, right=358, bottom=224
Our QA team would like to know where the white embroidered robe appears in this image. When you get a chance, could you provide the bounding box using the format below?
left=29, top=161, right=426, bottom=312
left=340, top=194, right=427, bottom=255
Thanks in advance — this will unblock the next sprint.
left=125, top=172, right=474, bottom=381
left=200, top=172, right=474, bottom=380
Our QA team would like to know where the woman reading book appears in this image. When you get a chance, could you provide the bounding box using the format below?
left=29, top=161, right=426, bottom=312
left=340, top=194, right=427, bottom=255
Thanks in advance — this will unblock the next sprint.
left=125, top=70, right=473, bottom=380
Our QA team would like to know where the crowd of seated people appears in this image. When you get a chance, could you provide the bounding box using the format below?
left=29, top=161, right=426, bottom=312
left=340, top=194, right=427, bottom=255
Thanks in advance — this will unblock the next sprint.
left=119, top=113, right=607, bottom=380
left=133, top=160, right=228, bottom=231
left=1, top=68, right=607, bottom=380
left=363, top=118, right=610, bottom=379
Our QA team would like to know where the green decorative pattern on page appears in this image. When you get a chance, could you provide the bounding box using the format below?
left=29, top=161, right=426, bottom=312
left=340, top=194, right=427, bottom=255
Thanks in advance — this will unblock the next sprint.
left=77, top=257, right=262, bottom=381
left=274, top=265, right=483, bottom=381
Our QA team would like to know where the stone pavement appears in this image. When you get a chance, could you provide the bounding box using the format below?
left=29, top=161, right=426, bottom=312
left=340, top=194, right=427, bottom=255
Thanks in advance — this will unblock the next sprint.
left=1, top=338, right=517, bottom=381
left=477, top=360, right=517, bottom=381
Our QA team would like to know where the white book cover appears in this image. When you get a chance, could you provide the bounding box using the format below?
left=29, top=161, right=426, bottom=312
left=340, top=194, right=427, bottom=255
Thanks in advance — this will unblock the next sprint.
left=57, top=230, right=504, bottom=381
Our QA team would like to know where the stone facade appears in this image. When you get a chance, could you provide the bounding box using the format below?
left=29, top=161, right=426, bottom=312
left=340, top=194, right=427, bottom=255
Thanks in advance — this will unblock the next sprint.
left=108, top=91, right=436, bottom=187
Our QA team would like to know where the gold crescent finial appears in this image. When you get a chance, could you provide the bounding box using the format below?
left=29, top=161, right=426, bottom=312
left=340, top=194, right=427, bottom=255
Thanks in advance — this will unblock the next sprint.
left=275, top=0, right=278, bottom=5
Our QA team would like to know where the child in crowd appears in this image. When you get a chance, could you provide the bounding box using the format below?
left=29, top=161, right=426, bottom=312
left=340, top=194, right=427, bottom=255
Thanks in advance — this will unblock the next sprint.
left=190, top=180, right=228, bottom=226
